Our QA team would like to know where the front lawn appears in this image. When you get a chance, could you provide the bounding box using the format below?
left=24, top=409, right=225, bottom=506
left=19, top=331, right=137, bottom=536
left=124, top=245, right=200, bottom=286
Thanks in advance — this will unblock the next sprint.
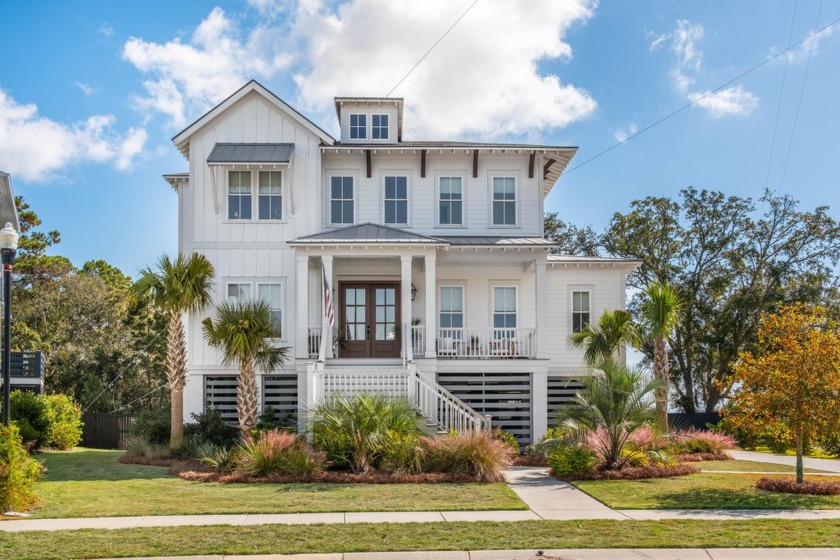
left=693, top=459, right=830, bottom=473
left=3, top=520, right=840, bottom=560
left=31, top=448, right=525, bottom=518
left=575, top=472, right=840, bottom=509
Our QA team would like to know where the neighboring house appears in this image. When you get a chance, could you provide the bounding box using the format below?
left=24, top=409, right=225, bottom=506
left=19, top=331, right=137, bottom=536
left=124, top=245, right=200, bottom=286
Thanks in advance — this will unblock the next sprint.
left=165, top=80, right=639, bottom=444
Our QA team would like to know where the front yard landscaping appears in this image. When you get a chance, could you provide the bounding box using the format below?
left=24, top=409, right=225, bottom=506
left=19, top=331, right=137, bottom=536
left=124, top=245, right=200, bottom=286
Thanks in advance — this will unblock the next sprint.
left=30, top=448, right=526, bottom=518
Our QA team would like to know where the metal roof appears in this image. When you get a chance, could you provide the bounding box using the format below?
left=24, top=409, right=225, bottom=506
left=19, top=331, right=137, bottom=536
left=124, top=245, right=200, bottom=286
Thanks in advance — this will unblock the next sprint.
left=207, top=143, right=295, bottom=164
left=438, top=236, right=556, bottom=247
left=288, top=223, right=447, bottom=245
left=547, top=254, right=643, bottom=267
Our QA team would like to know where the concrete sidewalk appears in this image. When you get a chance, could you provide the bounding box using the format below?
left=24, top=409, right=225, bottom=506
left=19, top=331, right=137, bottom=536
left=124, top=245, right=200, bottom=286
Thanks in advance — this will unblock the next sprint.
left=731, top=450, right=840, bottom=473
left=89, top=548, right=840, bottom=559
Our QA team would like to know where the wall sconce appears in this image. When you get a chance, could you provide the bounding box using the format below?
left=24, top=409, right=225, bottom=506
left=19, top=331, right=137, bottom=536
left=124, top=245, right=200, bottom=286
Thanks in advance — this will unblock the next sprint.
left=410, top=283, right=418, bottom=301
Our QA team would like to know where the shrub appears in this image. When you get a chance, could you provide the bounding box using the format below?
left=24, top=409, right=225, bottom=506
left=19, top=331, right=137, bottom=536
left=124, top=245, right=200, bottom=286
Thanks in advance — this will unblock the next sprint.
left=10, top=391, right=50, bottom=449
left=310, top=394, right=421, bottom=473
left=176, top=434, right=208, bottom=459
left=43, top=394, right=83, bottom=450
left=380, top=432, right=425, bottom=475
left=818, top=432, right=840, bottom=458
left=548, top=443, right=597, bottom=478
left=0, top=424, right=42, bottom=512
left=129, top=405, right=171, bottom=446
left=756, top=477, right=840, bottom=495
left=256, top=406, right=297, bottom=432
left=238, top=429, right=322, bottom=477
left=125, top=435, right=170, bottom=460
left=199, top=445, right=240, bottom=474
left=492, top=428, right=520, bottom=452
left=423, top=431, right=514, bottom=482
left=183, top=408, right=240, bottom=448
left=671, top=429, right=736, bottom=455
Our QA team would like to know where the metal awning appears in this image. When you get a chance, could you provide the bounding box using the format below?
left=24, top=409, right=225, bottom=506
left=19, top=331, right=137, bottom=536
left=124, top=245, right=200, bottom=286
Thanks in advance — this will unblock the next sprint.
left=0, top=171, right=20, bottom=232
left=207, top=143, right=295, bottom=165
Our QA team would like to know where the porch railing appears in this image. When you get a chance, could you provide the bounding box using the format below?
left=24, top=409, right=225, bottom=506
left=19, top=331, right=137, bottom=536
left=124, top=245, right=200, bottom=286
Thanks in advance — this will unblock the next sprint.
left=307, top=326, right=322, bottom=359
left=411, top=327, right=537, bottom=358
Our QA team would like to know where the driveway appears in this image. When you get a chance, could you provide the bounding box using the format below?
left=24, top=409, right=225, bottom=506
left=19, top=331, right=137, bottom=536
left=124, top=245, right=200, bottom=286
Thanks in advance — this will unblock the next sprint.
left=730, top=450, right=840, bottom=473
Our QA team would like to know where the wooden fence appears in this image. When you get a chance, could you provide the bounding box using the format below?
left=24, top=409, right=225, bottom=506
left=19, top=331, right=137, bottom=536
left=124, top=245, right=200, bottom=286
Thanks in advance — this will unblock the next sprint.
left=81, top=412, right=135, bottom=449
left=668, top=412, right=721, bottom=430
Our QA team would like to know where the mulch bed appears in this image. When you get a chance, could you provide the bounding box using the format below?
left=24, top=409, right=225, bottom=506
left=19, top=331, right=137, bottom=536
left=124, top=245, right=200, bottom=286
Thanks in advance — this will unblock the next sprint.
left=756, top=477, right=840, bottom=496
left=558, top=463, right=699, bottom=481
left=674, top=452, right=733, bottom=462
left=513, top=455, right=549, bottom=467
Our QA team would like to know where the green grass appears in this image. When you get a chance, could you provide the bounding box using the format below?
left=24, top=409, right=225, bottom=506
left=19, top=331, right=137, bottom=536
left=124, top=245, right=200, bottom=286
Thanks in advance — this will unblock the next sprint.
left=3, top=520, right=840, bottom=560
left=753, top=446, right=838, bottom=460
left=694, top=460, right=829, bottom=473
left=31, top=448, right=525, bottom=518
left=575, top=472, right=840, bottom=509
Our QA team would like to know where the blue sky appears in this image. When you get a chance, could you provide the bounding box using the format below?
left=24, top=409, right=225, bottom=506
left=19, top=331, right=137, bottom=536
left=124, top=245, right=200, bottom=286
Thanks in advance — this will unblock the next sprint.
left=0, top=0, right=838, bottom=277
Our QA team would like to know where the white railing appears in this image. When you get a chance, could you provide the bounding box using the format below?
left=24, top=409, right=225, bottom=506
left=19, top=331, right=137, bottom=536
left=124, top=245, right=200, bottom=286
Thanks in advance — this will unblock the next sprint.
left=307, top=326, right=322, bottom=359
left=411, top=325, right=425, bottom=357
left=307, top=361, right=490, bottom=434
left=430, top=328, right=537, bottom=359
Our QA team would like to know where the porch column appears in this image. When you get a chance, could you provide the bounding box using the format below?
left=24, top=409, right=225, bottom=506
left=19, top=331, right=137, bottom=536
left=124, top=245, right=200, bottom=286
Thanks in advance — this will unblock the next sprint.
left=295, top=255, right=309, bottom=360
left=535, top=258, right=547, bottom=359
left=321, top=255, right=334, bottom=359
left=400, top=255, right=412, bottom=359
left=424, top=254, right=436, bottom=358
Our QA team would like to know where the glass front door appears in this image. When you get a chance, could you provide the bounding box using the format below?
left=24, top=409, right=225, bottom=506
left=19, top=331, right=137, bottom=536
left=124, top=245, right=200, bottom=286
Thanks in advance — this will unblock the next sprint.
left=339, top=283, right=401, bottom=358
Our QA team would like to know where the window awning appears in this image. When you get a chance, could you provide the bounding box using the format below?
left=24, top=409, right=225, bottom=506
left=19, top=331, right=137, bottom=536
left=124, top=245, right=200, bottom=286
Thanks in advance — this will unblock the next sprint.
left=207, top=143, right=295, bottom=164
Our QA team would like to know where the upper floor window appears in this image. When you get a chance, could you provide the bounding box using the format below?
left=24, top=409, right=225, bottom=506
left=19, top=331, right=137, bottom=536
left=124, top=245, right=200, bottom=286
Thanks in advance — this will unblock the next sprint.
left=228, top=171, right=252, bottom=220
left=439, top=177, right=463, bottom=225
left=258, top=283, right=283, bottom=337
left=330, top=176, right=355, bottom=225
left=572, top=291, right=591, bottom=333
left=492, top=177, right=516, bottom=226
left=384, top=176, right=408, bottom=225
left=439, top=286, right=464, bottom=334
left=258, top=171, right=282, bottom=220
left=493, top=287, right=517, bottom=330
left=349, top=114, right=367, bottom=140
left=227, top=282, right=251, bottom=304
left=371, top=114, right=389, bottom=139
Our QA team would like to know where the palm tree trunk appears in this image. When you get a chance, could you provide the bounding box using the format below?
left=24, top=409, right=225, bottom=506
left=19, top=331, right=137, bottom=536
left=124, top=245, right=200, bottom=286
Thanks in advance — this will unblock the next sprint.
left=653, top=334, right=669, bottom=431
left=238, top=358, right=259, bottom=435
left=167, top=310, right=187, bottom=450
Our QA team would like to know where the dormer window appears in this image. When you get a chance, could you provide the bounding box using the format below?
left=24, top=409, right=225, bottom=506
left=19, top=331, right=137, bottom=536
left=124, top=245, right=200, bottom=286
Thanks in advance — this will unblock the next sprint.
left=349, top=114, right=366, bottom=140
left=372, top=114, right=389, bottom=140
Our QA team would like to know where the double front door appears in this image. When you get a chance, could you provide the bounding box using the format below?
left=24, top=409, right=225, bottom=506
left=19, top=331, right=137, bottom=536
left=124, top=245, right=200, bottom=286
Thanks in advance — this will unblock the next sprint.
left=339, top=283, right=401, bottom=358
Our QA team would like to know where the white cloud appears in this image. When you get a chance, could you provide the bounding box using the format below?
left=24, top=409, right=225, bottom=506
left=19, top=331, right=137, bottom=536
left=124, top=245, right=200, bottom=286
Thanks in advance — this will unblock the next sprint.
left=612, top=123, right=638, bottom=143
left=122, top=7, right=293, bottom=128
left=98, top=23, right=115, bottom=38
left=247, top=0, right=288, bottom=19
left=771, top=24, right=835, bottom=64
left=0, top=89, right=147, bottom=182
left=689, top=85, right=758, bottom=118
left=75, top=81, right=99, bottom=96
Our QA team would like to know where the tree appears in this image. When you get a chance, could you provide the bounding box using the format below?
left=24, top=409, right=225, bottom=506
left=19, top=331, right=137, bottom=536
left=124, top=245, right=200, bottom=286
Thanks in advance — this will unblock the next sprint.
left=135, top=254, right=215, bottom=449
left=554, top=359, right=662, bottom=469
left=640, top=282, right=683, bottom=430
left=725, top=305, right=840, bottom=483
left=544, top=212, right=600, bottom=256
left=202, top=300, right=289, bottom=435
left=568, top=309, right=640, bottom=366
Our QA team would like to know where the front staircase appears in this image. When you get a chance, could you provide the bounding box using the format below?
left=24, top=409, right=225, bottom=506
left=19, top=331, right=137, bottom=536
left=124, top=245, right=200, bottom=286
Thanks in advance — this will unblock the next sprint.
left=307, top=361, right=491, bottom=434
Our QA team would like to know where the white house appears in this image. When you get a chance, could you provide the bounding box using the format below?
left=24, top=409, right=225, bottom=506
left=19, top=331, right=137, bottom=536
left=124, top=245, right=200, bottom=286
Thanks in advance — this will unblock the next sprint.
left=164, top=80, right=639, bottom=444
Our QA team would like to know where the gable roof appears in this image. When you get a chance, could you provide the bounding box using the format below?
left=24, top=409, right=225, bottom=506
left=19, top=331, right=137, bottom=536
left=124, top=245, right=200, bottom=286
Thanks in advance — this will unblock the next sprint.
left=172, top=80, right=335, bottom=158
left=207, top=143, right=295, bottom=164
left=288, top=223, right=447, bottom=246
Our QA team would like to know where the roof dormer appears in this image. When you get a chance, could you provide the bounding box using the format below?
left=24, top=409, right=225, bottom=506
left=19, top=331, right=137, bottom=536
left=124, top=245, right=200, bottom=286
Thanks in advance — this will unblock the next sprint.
left=334, top=97, right=404, bottom=144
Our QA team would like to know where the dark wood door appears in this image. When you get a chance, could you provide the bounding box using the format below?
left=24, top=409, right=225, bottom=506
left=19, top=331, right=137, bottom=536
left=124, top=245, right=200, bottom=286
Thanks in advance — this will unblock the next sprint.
left=339, top=283, right=401, bottom=358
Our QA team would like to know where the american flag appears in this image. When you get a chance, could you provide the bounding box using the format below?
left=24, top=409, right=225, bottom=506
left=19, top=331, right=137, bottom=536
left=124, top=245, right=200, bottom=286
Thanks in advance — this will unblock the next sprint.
left=323, top=265, right=335, bottom=327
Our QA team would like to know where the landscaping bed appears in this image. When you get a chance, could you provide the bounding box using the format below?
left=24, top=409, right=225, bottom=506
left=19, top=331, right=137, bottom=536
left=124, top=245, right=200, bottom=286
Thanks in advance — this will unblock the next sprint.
left=756, top=477, right=840, bottom=495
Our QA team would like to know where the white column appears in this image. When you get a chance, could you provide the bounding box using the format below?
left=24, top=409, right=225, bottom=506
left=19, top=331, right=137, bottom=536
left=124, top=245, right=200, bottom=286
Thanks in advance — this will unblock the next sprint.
left=401, top=255, right=413, bottom=359
left=321, top=255, right=334, bottom=359
left=424, top=254, right=437, bottom=358
left=535, top=258, right=547, bottom=359
left=532, top=371, right=549, bottom=441
left=295, top=255, right=309, bottom=360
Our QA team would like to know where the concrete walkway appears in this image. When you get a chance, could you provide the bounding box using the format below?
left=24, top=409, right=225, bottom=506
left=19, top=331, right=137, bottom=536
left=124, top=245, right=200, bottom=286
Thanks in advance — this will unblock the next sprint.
left=731, top=450, right=840, bottom=473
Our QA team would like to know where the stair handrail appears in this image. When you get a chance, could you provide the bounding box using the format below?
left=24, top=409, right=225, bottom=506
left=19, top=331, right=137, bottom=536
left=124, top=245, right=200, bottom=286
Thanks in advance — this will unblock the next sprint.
left=409, top=363, right=489, bottom=433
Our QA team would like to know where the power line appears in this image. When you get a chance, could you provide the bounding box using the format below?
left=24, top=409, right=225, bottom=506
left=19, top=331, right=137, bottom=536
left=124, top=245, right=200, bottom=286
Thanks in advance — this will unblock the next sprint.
left=562, top=15, right=840, bottom=178
left=110, top=384, right=167, bottom=414
left=385, top=0, right=480, bottom=97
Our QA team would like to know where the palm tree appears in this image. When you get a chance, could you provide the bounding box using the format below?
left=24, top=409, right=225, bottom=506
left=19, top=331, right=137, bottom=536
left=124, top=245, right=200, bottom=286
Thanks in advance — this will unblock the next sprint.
left=640, top=282, right=683, bottom=431
left=568, top=309, right=641, bottom=366
left=135, top=253, right=215, bottom=450
left=202, top=300, right=289, bottom=435
left=555, top=359, right=662, bottom=469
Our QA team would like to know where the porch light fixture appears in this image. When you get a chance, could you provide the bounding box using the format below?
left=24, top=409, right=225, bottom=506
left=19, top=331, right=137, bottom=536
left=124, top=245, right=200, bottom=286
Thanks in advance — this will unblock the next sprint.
left=0, top=222, right=18, bottom=426
left=410, top=283, right=418, bottom=301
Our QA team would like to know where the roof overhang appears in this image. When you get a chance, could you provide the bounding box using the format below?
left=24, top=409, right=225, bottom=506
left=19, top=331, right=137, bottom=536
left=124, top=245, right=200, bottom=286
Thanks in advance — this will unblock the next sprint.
left=163, top=172, right=189, bottom=191
left=207, top=143, right=295, bottom=166
left=547, top=255, right=642, bottom=271
left=0, top=171, right=20, bottom=232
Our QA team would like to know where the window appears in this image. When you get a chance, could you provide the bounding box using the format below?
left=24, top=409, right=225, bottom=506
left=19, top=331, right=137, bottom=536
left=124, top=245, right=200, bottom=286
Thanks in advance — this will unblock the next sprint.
left=258, top=171, right=282, bottom=220
left=384, top=176, right=408, bottom=225
left=372, top=114, right=388, bottom=139
left=227, top=283, right=251, bottom=304
left=492, top=177, right=516, bottom=225
left=493, top=287, right=517, bottom=330
left=572, top=291, right=591, bottom=333
left=258, top=283, right=283, bottom=337
left=439, top=287, right=464, bottom=336
left=330, top=176, right=354, bottom=224
left=349, top=114, right=366, bottom=139
left=228, top=171, right=252, bottom=220
left=439, top=177, right=463, bottom=225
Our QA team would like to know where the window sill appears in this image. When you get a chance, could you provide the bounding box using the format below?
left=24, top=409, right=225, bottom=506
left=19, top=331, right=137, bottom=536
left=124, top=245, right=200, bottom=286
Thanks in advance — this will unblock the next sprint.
left=223, top=219, right=288, bottom=225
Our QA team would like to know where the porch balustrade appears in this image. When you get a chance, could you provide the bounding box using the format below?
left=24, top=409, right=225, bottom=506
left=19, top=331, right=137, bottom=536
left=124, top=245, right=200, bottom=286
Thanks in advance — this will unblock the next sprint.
left=411, top=326, right=536, bottom=359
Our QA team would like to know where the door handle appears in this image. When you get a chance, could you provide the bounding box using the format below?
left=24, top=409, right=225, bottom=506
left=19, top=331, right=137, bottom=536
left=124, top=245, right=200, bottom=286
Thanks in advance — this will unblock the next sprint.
left=366, top=325, right=370, bottom=339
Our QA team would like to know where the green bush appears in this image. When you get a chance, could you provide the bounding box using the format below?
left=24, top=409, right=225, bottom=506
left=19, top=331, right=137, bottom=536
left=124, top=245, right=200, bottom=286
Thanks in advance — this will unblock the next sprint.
left=819, top=432, right=840, bottom=458
left=10, top=391, right=50, bottom=449
left=199, top=444, right=240, bottom=474
left=310, top=394, right=421, bottom=473
left=125, top=435, right=170, bottom=460
left=380, top=432, right=426, bottom=475
left=0, top=424, right=42, bottom=512
left=548, top=443, right=597, bottom=478
left=183, top=408, right=239, bottom=448
left=423, top=432, right=515, bottom=482
left=256, top=406, right=297, bottom=432
left=238, top=429, right=322, bottom=477
left=129, top=405, right=171, bottom=446
left=43, top=394, right=83, bottom=450
left=492, top=428, right=520, bottom=451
